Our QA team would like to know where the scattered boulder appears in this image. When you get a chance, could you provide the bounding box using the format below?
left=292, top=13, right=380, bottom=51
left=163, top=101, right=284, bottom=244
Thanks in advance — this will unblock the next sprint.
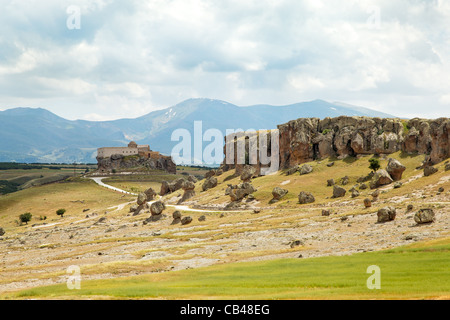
left=229, top=182, right=257, bottom=202
left=144, top=188, right=157, bottom=201
left=178, top=181, right=196, bottom=204
left=351, top=189, right=360, bottom=198
left=289, top=240, right=304, bottom=248
left=150, top=201, right=166, bottom=216
left=340, top=176, right=349, bottom=186
left=187, top=175, right=198, bottom=183
left=359, top=183, right=368, bottom=190
left=326, top=162, right=335, bottom=167
left=322, top=209, right=331, bottom=216
left=370, top=169, right=393, bottom=189
left=171, top=211, right=182, bottom=225
left=438, top=187, right=444, bottom=193
left=372, top=189, right=380, bottom=199
left=286, top=166, right=299, bottom=175
left=202, top=177, right=218, bottom=191
left=377, top=207, right=396, bottom=223
left=298, top=191, right=315, bottom=204
left=386, top=158, right=406, bottom=181
left=181, top=216, right=193, bottom=226
left=299, top=164, right=313, bottom=175
left=205, top=170, right=216, bottom=179
left=198, top=215, right=206, bottom=222
left=364, top=198, right=372, bottom=208
left=160, top=180, right=172, bottom=196
left=424, top=166, right=438, bottom=177
left=271, top=187, right=289, bottom=203
left=407, top=204, right=414, bottom=212
left=327, top=179, right=335, bottom=187
left=137, top=193, right=147, bottom=206
left=240, top=165, right=256, bottom=182
left=332, top=185, right=347, bottom=198
left=414, top=209, right=435, bottom=224
left=0, top=227, right=5, bottom=236
left=445, top=163, right=450, bottom=171
left=393, top=182, right=403, bottom=189
left=129, top=204, right=139, bottom=213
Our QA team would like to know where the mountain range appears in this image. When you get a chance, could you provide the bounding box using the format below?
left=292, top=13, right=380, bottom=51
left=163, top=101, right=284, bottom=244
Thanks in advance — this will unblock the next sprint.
left=0, top=98, right=395, bottom=164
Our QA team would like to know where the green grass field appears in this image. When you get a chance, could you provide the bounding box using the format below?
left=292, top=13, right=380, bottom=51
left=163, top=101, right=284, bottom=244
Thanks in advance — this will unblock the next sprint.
left=7, top=238, right=449, bottom=300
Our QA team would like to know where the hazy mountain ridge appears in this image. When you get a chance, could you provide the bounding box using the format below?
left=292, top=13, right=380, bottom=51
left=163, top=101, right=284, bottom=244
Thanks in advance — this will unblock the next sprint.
left=0, top=99, right=395, bottom=163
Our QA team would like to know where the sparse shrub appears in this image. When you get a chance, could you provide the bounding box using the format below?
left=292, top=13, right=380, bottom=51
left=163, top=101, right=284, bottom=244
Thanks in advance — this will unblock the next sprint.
left=40, top=216, right=47, bottom=221
left=19, top=213, right=32, bottom=225
left=322, top=129, right=331, bottom=135
left=56, top=209, right=66, bottom=218
left=369, top=158, right=381, bottom=172
left=111, top=169, right=117, bottom=174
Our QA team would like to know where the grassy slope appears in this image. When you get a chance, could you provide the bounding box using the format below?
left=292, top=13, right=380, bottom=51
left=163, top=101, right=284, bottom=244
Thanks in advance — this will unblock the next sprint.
left=0, top=179, right=135, bottom=229
left=7, top=238, right=449, bottom=300
left=188, top=152, right=442, bottom=208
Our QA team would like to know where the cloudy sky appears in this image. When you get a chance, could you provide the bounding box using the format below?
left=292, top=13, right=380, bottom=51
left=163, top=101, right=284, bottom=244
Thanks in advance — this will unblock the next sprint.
left=0, top=0, right=449, bottom=120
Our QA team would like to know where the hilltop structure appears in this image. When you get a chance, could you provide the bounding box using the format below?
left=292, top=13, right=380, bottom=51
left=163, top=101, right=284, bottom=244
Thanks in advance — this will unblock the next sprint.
left=96, top=141, right=176, bottom=174
left=97, top=141, right=162, bottom=159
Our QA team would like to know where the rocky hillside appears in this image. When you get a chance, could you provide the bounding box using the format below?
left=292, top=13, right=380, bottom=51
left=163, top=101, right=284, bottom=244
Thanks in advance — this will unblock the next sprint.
left=96, top=154, right=176, bottom=175
left=223, top=116, right=449, bottom=172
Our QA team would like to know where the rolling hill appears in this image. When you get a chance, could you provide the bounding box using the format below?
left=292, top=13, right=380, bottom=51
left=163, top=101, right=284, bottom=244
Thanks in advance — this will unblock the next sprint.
left=0, top=99, right=395, bottom=163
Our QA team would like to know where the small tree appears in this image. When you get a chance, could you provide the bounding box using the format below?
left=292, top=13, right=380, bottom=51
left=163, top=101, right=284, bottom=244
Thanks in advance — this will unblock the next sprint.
left=19, top=213, right=32, bottom=225
left=369, top=158, right=381, bottom=172
left=56, top=209, right=66, bottom=218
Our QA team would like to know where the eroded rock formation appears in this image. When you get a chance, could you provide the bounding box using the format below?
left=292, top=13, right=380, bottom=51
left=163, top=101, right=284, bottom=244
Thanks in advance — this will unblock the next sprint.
left=222, top=116, right=449, bottom=173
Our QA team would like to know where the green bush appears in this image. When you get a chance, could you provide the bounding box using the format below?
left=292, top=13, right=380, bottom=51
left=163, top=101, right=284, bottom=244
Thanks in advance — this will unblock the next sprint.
left=369, top=158, right=381, bottom=172
left=56, top=209, right=66, bottom=218
left=19, top=213, right=32, bottom=225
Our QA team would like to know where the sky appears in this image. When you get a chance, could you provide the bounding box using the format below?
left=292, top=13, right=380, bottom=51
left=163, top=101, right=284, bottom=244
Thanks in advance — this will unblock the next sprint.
left=0, top=0, right=449, bottom=120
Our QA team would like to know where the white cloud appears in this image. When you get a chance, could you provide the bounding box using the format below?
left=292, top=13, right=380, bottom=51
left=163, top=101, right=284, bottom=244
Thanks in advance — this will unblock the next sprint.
left=0, top=0, right=449, bottom=119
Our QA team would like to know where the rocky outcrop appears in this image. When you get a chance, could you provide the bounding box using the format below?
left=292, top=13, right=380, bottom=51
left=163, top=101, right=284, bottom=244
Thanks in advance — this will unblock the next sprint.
left=222, top=117, right=449, bottom=174
left=97, top=153, right=176, bottom=174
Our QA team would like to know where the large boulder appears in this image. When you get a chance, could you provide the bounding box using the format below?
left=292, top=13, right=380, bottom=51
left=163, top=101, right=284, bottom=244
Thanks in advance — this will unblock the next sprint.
left=364, top=198, right=372, bottom=208
left=229, top=183, right=257, bottom=202
left=160, top=181, right=172, bottom=196
left=202, top=177, right=218, bottom=191
left=187, top=175, right=198, bottom=183
left=178, top=181, right=196, bottom=204
left=424, top=166, right=438, bottom=177
left=150, top=201, right=166, bottom=216
left=377, top=207, right=396, bottom=223
left=370, top=169, right=393, bottom=189
left=299, top=164, right=313, bottom=175
left=327, top=179, right=335, bottom=187
left=332, top=185, right=347, bottom=198
left=271, top=187, right=289, bottom=202
left=137, top=193, right=147, bottom=206
left=386, top=158, right=406, bottom=181
left=298, top=191, right=315, bottom=204
left=240, top=165, right=257, bottom=182
left=414, top=209, right=435, bottom=224
left=144, top=188, right=157, bottom=201
left=0, top=227, right=5, bottom=236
